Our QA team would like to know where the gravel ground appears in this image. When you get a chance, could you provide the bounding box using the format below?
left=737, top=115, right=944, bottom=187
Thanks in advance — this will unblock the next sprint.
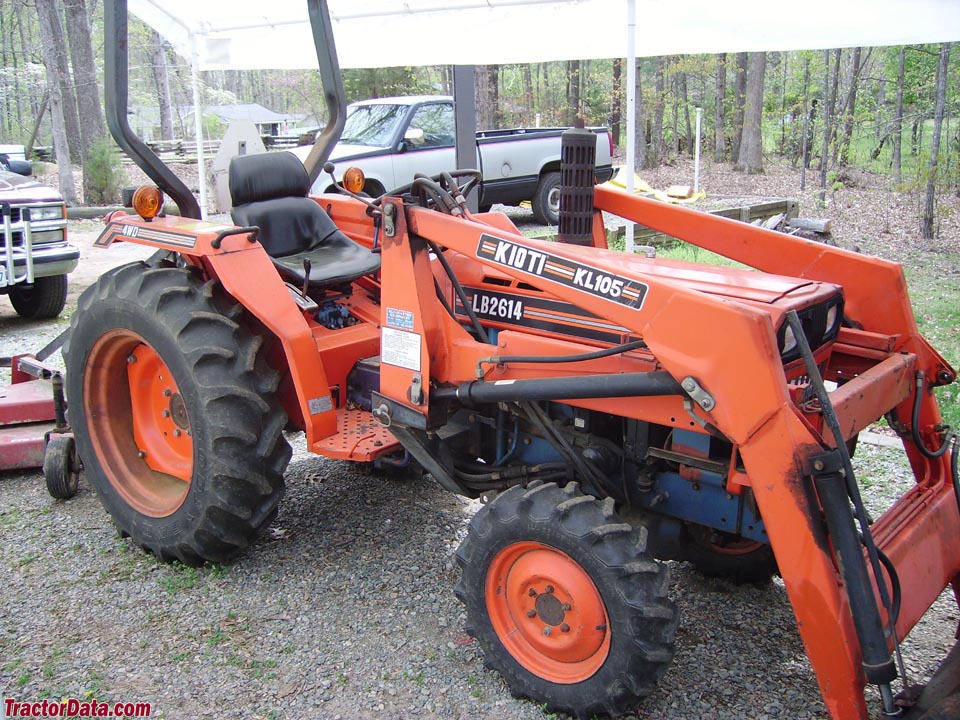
left=1, top=159, right=958, bottom=719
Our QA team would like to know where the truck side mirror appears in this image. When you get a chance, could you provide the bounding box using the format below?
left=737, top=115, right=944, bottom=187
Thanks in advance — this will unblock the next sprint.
left=400, top=127, right=425, bottom=152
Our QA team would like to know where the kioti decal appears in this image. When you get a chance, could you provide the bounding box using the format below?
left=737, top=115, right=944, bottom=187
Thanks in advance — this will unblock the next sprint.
left=476, top=233, right=648, bottom=309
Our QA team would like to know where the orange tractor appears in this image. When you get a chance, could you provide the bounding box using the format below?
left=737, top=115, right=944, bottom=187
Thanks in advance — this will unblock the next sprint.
left=63, top=1, right=960, bottom=717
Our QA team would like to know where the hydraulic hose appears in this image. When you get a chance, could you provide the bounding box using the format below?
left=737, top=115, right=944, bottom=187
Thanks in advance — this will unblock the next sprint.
left=910, top=371, right=953, bottom=459
left=478, top=339, right=647, bottom=376
left=426, top=239, right=490, bottom=344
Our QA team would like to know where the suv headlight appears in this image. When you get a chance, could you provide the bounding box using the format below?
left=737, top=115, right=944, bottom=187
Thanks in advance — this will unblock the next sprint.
left=27, top=205, right=65, bottom=222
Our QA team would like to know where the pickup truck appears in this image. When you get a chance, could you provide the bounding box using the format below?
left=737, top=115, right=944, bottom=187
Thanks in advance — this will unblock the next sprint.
left=293, top=95, right=615, bottom=224
left=0, top=157, right=77, bottom=319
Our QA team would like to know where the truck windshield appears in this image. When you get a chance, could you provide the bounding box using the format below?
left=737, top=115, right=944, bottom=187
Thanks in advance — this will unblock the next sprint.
left=341, top=104, right=406, bottom=147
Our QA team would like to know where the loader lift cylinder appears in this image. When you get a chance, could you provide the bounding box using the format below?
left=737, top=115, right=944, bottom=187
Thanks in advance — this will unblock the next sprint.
left=557, top=125, right=596, bottom=246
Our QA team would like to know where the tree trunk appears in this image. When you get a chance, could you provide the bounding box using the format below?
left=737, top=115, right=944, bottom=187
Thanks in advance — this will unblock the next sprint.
left=837, top=47, right=862, bottom=166
left=151, top=29, right=175, bottom=141
left=567, top=60, right=581, bottom=125
left=714, top=53, right=727, bottom=161
left=892, top=47, right=905, bottom=185
left=611, top=58, right=622, bottom=148
left=800, top=57, right=813, bottom=189
left=522, top=63, right=534, bottom=125
left=475, top=65, right=500, bottom=129
left=64, top=0, right=107, bottom=203
left=680, top=70, right=692, bottom=155
left=730, top=52, right=748, bottom=161
left=635, top=58, right=648, bottom=169
left=34, top=0, right=77, bottom=203
left=650, top=57, right=665, bottom=167
left=735, top=52, right=766, bottom=173
left=921, top=43, right=950, bottom=239
left=818, top=49, right=839, bottom=201
left=36, top=0, right=82, bottom=165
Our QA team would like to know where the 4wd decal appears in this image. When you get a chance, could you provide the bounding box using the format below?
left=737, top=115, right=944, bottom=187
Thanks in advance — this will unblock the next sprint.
left=476, top=234, right=647, bottom=309
left=456, top=287, right=633, bottom=344
left=95, top=221, right=198, bottom=249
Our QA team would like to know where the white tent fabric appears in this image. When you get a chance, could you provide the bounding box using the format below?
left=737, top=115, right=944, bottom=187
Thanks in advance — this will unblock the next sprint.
left=132, top=0, right=960, bottom=71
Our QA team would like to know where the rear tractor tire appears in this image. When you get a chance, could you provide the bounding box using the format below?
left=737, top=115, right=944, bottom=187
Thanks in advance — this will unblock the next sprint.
left=64, top=263, right=292, bottom=565
left=456, top=482, right=678, bottom=719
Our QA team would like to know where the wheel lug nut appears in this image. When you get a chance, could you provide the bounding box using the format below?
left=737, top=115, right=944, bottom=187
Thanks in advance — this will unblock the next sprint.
left=163, top=389, right=172, bottom=397
left=126, top=355, right=137, bottom=364
left=173, top=429, right=182, bottom=437
left=162, top=410, right=171, bottom=418
left=137, top=450, right=146, bottom=458
left=544, top=585, right=554, bottom=594
left=526, top=610, right=537, bottom=618
left=542, top=627, right=551, bottom=636
left=560, top=623, right=570, bottom=633
left=562, top=603, right=571, bottom=611
left=528, top=588, right=537, bottom=597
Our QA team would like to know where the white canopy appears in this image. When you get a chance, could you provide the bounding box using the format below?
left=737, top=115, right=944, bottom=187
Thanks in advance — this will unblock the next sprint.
left=132, top=0, right=960, bottom=71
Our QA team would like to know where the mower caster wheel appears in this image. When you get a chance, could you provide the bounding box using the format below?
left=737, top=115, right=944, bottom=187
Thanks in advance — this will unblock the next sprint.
left=44, top=435, right=80, bottom=499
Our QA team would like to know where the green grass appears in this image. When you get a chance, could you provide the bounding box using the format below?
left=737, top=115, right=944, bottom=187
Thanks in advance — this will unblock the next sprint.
left=905, top=265, right=960, bottom=431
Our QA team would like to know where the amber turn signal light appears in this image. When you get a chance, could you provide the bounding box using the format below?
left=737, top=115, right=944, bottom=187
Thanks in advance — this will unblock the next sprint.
left=342, top=166, right=365, bottom=194
left=132, top=186, right=164, bottom=221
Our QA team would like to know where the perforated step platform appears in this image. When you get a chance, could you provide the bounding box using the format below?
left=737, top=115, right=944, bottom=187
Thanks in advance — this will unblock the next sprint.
left=311, top=407, right=400, bottom=461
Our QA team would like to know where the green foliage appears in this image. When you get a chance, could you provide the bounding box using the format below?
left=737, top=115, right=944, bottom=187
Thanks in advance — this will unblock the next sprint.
left=83, top=137, right=123, bottom=205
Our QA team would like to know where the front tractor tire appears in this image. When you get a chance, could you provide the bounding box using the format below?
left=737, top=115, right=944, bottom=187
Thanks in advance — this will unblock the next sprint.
left=64, top=264, right=291, bottom=565
left=456, top=482, right=678, bottom=719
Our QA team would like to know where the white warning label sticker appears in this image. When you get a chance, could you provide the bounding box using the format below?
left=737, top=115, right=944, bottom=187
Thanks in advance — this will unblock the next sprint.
left=381, top=327, right=422, bottom=371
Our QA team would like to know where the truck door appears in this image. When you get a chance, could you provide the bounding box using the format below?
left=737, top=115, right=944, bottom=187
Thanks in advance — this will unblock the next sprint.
left=390, top=102, right=460, bottom=189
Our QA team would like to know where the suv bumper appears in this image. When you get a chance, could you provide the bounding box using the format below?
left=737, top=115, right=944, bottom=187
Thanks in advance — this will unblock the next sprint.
left=0, top=244, right=79, bottom=289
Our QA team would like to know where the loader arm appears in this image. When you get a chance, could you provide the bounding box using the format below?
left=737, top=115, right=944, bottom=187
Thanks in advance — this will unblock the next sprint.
left=374, top=199, right=960, bottom=720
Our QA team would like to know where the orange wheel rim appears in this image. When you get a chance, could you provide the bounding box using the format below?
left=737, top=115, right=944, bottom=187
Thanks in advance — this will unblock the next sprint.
left=83, top=330, right=194, bottom=517
left=708, top=535, right=764, bottom=556
left=485, top=541, right=610, bottom=683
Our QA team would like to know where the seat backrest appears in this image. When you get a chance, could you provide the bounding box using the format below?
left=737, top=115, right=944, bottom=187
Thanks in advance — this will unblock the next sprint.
left=229, top=152, right=340, bottom=258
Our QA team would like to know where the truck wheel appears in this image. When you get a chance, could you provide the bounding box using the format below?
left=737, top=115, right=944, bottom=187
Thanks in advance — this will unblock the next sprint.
left=63, top=263, right=291, bottom=565
left=683, top=526, right=778, bottom=584
left=532, top=171, right=561, bottom=225
left=44, top=435, right=80, bottom=499
left=9, top=274, right=68, bottom=319
left=456, top=482, right=677, bottom=718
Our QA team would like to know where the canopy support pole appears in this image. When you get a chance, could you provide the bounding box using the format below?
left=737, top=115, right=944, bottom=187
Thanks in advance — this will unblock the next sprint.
left=624, top=0, right=636, bottom=252
left=189, top=32, right=207, bottom=218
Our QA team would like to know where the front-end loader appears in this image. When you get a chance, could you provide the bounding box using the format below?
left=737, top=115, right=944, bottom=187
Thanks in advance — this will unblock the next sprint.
left=62, top=1, right=960, bottom=717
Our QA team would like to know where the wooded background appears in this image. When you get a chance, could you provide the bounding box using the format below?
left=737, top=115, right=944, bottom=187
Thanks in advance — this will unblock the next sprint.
left=0, top=0, right=956, bottom=238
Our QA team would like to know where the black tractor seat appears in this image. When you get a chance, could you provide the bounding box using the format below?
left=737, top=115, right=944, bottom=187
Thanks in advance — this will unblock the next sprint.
left=229, top=152, right=380, bottom=292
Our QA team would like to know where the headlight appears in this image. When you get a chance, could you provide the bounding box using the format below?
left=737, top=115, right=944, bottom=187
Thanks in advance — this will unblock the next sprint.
left=29, top=229, right=65, bottom=245
left=27, top=205, right=65, bottom=222
left=825, top=303, right=841, bottom=338
left=780, top=323, right=798, bottom=355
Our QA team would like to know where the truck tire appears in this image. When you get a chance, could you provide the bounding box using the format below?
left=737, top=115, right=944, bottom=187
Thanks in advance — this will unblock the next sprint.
left=683, top=526, right=778, bottom=584
left=9, top=274, right=68, bottom=319
left=531, top=171, right=561, bottom=225
left=64, top=263, right=291, bottom=565
left=456, top=482, right=677, bottom=719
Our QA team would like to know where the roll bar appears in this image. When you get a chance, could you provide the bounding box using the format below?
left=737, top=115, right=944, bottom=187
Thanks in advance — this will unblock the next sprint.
left=102, top=0, right=346, bottom=217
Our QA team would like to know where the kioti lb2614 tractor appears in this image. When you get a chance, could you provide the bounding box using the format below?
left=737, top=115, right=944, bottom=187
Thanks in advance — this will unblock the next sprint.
left=65, top=1, right=960, bottom=717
